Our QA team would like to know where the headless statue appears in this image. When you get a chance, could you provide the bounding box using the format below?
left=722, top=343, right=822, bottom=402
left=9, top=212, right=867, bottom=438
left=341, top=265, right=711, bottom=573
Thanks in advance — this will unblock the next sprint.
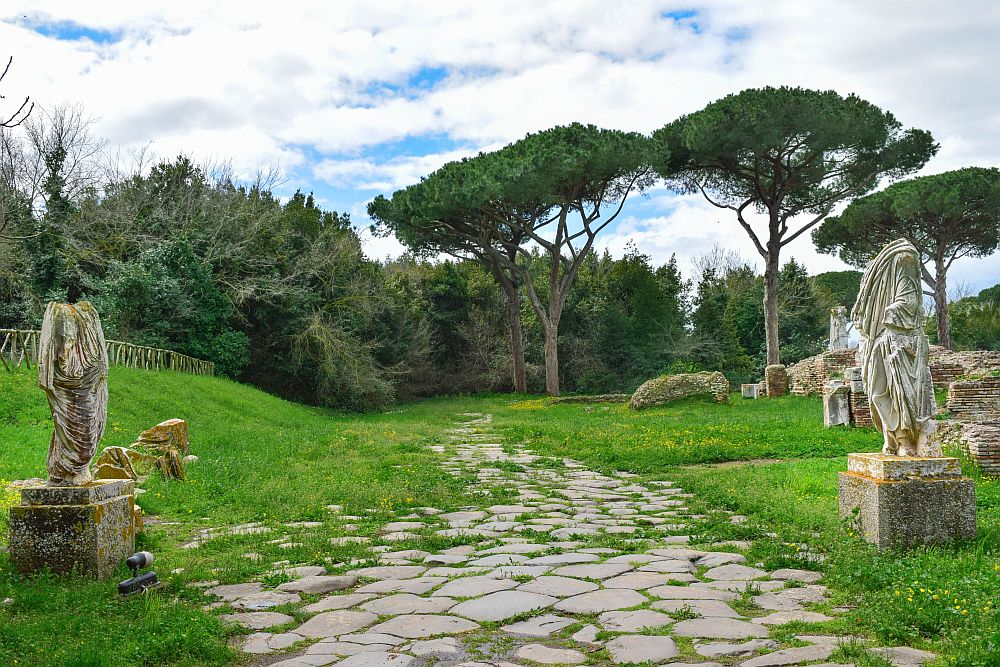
left=852, top=240, right=939, bottom=456
left=829, top=305, right=851, bottom=351
left=39, top=302, right=109, bottom=486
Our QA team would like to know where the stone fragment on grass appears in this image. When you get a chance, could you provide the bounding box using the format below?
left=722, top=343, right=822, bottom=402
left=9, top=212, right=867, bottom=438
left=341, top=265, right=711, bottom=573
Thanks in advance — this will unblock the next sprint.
left=205, top=582, right=264, bottom=601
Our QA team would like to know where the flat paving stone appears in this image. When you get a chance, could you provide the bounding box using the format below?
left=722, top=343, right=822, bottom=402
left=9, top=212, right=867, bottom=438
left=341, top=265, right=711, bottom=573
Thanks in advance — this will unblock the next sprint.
left=871, top=646, right=937, bottom=666
left=598, top=609, right=674, bottom=632
left=335, top=652, right=414, bottom=667
left=220, top=611, right=294, bottom=630
left=517, top=576, right=598, bottom=597
left=553, top=588, right=647, bottom=614
left=637, top=559, right=696, bottom=573
left=525, top=553, right=600, bottom=565
left=605, top=635, right=679, bottom=663
left=304, top=594, right=379, bottom=613
left=432, top=576, right=517, bottom=598
left=295, top=610, right=379, bottom=639
left=672, top=618, right=770, bottom=639
left=357, top=577, right=447, bottom=594
left=754, top=610, right=835, bottom=625
left=696, top=552, right=746, bottom=567
left=361, top=593, right=457, bottom=615
left=406, top=637, right=463, bottom=656
left=652, top=598, right=742, bottom=618
left=501, top=614, right=576, bottom=637
left=305, top=641, right=393, bottom=657
left=753, top=586, right=827, bottom=611
left=702, top=564, right=769, bottom=580
left=513, top=643, right=586, bottom=665
left=740, top=644, right=834, bottom=666
left=351, top=566, right=426, bottom=580
left=603, top=553, right=665, bottom=564
left=234, top=590, right=301, bottom=610
left=571, top=624, right=600, bottom=644
left=550, top=563, right=633, bottom=580
left=243, top=631, right=305, bottom=654
left=450, top=590, right=556, bottom=622
left=770, top=568, right=823, bottom=583
left=206, top=582, right=264, bottom=601
left=648, top=585, right=738, bottom=601
left=695, top=639, right=778, bottom=657
left=602, top=571, right=675, bottom=590
left=478, top=543, right=551, bottom=555
left=278, top=575, right=357, bottom=594
left=369, top=614, right=479, bottom=639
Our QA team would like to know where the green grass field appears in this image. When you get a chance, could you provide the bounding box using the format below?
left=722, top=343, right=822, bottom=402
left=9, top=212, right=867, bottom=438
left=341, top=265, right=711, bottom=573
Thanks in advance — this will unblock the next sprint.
left=1, top=367, right=998, bottom=666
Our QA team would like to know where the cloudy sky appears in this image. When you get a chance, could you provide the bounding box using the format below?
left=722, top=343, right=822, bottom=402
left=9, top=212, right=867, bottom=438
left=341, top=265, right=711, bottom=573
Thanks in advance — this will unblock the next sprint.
left=2, top=1, right=999, bottom=291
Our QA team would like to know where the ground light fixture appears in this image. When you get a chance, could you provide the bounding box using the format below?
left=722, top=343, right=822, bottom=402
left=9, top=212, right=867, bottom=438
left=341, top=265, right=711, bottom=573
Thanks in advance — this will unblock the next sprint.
left=118, top=551, right=159, bottom=595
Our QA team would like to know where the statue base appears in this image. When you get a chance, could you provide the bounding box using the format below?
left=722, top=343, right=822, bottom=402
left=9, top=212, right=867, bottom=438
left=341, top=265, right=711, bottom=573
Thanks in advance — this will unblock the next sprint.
left=8, top=479, right=139, bottom=579
left=838, top=453, right=976, bottom=549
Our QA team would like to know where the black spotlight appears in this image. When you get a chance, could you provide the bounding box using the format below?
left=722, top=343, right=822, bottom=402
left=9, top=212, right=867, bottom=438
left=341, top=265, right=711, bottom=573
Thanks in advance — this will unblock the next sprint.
left=118, top=551, right=160, bottom=595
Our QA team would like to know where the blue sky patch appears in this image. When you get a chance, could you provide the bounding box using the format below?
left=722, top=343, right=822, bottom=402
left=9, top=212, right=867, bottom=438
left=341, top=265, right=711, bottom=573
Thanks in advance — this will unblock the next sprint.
left=24, top=18, right=121, bottom=44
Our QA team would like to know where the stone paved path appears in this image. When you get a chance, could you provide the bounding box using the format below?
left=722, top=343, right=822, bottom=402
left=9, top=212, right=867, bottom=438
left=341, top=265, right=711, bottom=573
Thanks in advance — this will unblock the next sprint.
left=199, top=414, right=936, bottom=667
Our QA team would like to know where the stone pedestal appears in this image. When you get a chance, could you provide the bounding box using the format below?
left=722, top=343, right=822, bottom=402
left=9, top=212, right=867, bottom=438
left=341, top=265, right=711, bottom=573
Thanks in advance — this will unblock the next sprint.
left=8, top=479, right=138, bottom=579
left=823, top=381, right=850, bottom=427
left=765, top=364, right=788, bottom=397
left=838, top=453, right=976, bottom=549
left=741, top=383, right=760, bottom=399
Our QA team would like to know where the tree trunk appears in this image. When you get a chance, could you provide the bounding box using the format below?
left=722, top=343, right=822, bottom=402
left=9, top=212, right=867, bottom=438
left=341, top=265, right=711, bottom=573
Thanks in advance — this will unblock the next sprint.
left=763, top=244, right=781, bottom=366
left=934, top=258, right=952, bottom=350
left=543, top=319, right=559, bottom=396
left=504, top=283, right=527, bottom=393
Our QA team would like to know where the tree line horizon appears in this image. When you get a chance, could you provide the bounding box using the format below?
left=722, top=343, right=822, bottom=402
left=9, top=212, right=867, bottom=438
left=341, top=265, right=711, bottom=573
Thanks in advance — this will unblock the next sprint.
left=1, top=82, right=998, bottom=406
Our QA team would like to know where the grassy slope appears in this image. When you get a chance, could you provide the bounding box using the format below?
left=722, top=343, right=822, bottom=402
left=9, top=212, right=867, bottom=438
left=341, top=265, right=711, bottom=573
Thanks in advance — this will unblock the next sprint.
left=486, top=397, right=1000, bottom=666
left=0, top=366, right=488, bottom=667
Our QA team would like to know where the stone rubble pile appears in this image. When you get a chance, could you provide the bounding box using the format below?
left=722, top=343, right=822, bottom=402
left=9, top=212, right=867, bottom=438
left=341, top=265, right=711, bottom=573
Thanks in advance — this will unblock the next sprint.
left=188, top=413, right=938, bottom=667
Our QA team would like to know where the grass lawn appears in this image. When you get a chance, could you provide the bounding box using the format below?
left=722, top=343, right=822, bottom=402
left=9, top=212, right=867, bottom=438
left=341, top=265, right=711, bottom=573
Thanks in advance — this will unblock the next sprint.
left=1, top=367, right=998, bottom=666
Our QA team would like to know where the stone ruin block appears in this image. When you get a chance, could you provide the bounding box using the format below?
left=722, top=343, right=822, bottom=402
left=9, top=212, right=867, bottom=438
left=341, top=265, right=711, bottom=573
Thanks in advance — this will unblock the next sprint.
left=741, top=383, right=760, bottom=399
left=9, top=479, right=140, bottom=579
left=947, top=377, right=1000, bottom=422
left=823, top=381, right=850, bottom=427
left=839, top=453, right=976, bottom=549
left=764, top=364, right=788, bottom=397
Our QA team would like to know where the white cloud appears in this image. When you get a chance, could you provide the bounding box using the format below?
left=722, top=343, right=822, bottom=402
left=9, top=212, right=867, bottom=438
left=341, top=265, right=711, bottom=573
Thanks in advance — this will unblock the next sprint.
left=1, top=1, right=999, bottom=289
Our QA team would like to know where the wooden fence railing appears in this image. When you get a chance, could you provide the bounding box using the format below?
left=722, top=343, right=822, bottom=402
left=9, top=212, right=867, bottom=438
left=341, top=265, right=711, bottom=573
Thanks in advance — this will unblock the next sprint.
left=0, top=329, right=215, bottom=376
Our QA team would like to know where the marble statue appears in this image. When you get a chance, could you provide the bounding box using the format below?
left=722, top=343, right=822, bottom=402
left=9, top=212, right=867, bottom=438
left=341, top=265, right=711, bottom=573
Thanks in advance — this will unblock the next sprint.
left=829, top=305, right=851, bottom=351
left=38, top=302, right=109, bottom=486
left=852, top=240, right=939, bottom=456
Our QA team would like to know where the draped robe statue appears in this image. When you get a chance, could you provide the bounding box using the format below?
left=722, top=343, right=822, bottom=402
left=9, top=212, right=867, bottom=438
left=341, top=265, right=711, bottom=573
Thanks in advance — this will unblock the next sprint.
left=39, top=302, right=109, bottom=486
left=829, top=306, right=851, bottom=351
left=851, top=240, right=939, bottom=456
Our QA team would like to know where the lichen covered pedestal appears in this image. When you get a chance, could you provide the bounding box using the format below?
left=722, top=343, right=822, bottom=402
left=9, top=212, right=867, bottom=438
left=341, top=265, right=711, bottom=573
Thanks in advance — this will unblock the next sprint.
left=838, top=453, right=976, bottom=549
left=9, top=479, right=139, bottom=579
